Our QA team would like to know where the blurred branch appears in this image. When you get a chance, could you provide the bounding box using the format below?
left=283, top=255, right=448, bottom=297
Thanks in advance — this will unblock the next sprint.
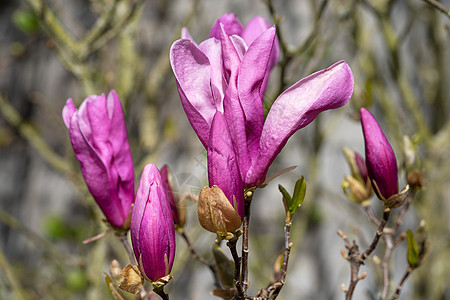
left=421, top=0, right=450, bottom=18
left=362, top=1, right=432, bottom=147
left=0, top=208, right=79, bottom=267
left=265, top=0, right=329, bottom=94
left=0, top=247, right=29, bottom=300
left=0, top=95, right=73, bottom=175
left=389, top=267, right=413, bottom=300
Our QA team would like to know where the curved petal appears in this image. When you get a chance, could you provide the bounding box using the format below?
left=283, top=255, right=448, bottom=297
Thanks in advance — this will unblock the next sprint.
left=242, top=17, right=280, bottom=98
left=207, top=112, right=245, bottom=218
left=107, top=90, right=135, bottom=220
left=210, top=13, right=243, bottom=40
left=170, top=39, right=217, bottom=147
left=181, top=27, right=195, bottom=42
left=69, top=111, right=124, bottom=228
left=219, top=24, right=242, bottom=84
left=199, top=38, right=226, bottom=110
left=223, top=88, right=251, bottom=180
left=245, top=61, right=354, bottom=186
left=62, top=98, right=76, bottom=128
left=360, top=108, right=398, bottom=199
left=238, top=26, right=276, bottom=157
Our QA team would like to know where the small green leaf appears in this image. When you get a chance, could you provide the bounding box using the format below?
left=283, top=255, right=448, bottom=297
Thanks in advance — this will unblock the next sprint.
left=212, top=244, right=235, bottom=289
left=289, top=177, right=306, bottom=216
left=406, top=229, right=419, bottom=268
left=278, top=184, right=292, bottom=202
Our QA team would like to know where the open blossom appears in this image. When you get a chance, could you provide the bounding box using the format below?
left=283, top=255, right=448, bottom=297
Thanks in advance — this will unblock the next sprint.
left=170, top=17, right=354, bottom=196
left=360, top=108, right=398, bottom=199
left=130, top=164, right=176, bottom=282
left=62, top=90, right=134, bottom=228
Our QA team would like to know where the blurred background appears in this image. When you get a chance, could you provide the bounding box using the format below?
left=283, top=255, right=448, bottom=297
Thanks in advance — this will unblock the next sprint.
left=0, top=0, right=449, bottom=299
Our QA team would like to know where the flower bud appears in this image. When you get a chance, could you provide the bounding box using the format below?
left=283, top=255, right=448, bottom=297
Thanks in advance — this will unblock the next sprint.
left=342, top=175, right=372, bottom=204
left=62, top=90, right=134, bottom=229
left=402, top=135, right=425, bottom=190
left=342, top=147, right=372, bottom=203
left=360, top=108, right=398, bottom=201
left=197, top=185, right=242, bottom=234
left=130, top=164, right=176, bottom=282
left=160, top=165, right=186, bottom=227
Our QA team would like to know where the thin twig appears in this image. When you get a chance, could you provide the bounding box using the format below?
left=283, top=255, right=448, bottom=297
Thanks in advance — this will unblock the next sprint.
left=340, top=208, right=391, bottom=300
left=241, top=193, right=253, bottom=295
left=0, top=95, right=73, bottom=175
left=363, top=205, right=381, bottom=226
left=153, top=287, right=169, bottom=300
left=268, top=220, right=292, bottom=299
left=0, top=247, right=29, bottom=300
left=116, top=231, right=136, bottom=265
left=390, top=268, right=413, bottom=300
left=0, top=208, right=79, bottom=266
left=421, top=0, right=450, bottom=18
left=179, top=229, right=221, bottom=288
left=227, top=238, right=244, bottom=298
left=362, top=208, right=391, bottom=260
left=381, top=235, right=394, bottom=299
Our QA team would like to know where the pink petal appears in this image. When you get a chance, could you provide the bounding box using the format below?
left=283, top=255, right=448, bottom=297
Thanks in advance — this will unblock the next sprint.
left=210, top=13, right=243, bottom=40
left=170, top=39, right=217, bottom=147
left=62, top=98, right=76, bottom=128
left=207, top=112, right=244, bottom=218
left=245, top=61, right=354, bottom=186
left=238, top=26, right=276, bottom=157
left=69, top=110, right=124, bottom=228
left=106, top=90, right=135, bottom=220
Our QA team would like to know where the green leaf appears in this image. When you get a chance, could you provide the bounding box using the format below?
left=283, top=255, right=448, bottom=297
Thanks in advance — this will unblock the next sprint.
left=278, top=184, right=292, bottom=202
left=406, top=229, right=419, bottom=268
left=212, top=244, right=235, bottom=289
left=289, top=177, right=306, bottom=216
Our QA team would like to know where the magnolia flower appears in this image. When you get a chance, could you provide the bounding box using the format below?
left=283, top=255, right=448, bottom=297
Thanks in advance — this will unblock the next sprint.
left=208, top=13, right=279, bottom=97
left=360, top=108, right=398, bottom=200
left=62, top=90, right=134, bottom=229
left=207, top=111, right=244, bottom=217
left=130, top=164, right=176, bottom=282
left=170, top=23, right=354, bottom=188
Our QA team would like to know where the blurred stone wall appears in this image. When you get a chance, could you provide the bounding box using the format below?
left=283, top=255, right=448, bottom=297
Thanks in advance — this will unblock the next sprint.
left=1, top=0, right=449, bottom=299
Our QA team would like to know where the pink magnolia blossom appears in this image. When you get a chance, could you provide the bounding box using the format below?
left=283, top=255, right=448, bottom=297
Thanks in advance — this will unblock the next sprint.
left=170, top=16, right=354, bottom=212
left=130, top=164, right=176, bottom=281
left=360, top=108, right=398, bottom=199
left=62, top=90, right=134, bottom=228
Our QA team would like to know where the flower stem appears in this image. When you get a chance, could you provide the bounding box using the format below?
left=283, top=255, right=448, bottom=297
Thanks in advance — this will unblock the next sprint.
left=116, top=231, right=136, bottom=265
left=179, top=228, right=221, bottom=288
left=241, top=192, right=253, bottom=294
left=390, top=268, right=413, bottom=300
left=153, top=286, right=169, bottom=300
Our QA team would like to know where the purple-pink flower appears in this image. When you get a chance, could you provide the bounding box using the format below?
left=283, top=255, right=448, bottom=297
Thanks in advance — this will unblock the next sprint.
left=62, top=90, right=134, bottom=229
left=170, top=15, right=354, bottom=214
left=360, top=108, right=398, bottom=199
left=130, top=164, right=176, bottom=282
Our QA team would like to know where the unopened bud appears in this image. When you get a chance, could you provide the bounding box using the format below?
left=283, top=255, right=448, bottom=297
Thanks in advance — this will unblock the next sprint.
left=198, top=186, right=242, bottom=234
left=343, top=175, right=372, bottom=203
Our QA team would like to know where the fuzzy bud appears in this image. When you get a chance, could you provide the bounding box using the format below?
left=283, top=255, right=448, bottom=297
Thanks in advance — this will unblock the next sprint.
left=197, top=186, right=242, bottom=234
